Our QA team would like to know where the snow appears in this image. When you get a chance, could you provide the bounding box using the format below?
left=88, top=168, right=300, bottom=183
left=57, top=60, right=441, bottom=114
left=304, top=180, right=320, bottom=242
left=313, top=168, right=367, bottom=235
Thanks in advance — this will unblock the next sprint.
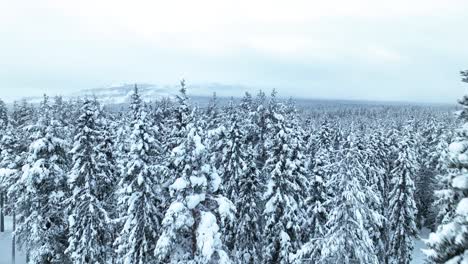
left=449, top=142, right=465, bottom=154
left=412, top=228, right=431, bottom=264
left=193, top=134, right=206, bottom=155
left=29, top=138, right=47, bottom=155
left=264, top=192, right=279, bottom=214
left=456, top=198, right=468, bottom=215
left=186, top=193, right=206, bottom=209
left=0, top=168, right=15, bottom=178
left=0, top=216, right=26, bottom=264
left=190, top=175, right=207, bottom=187
left=171, top=145, right=184, bottom=157
left=197, top=211, right=220, bottom=260
left=210, top=172, right=221, bottom=192
left=0, top=168, right=15, bottom=187
left=170, top=177, right=188, bottom=192
left=280, top=230, right=290, bottom=244
left=215, top=196, right=235, bottom=222
left=164, top=201, right=194, bottom=229
left=68, top=215, right=76, bottom=227
left=452, top=175, right=468, bottom=190
left=459, top=153, right=468, bottom=163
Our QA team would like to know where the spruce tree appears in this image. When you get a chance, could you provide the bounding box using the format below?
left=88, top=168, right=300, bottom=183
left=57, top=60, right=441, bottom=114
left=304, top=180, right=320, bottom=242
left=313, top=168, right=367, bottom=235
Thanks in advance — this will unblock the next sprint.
left=425, top=74, right=468, bottom=263
left=261, top=102, right=309, bottom=264
left=293, top=147, right=330, bottom=263
left=65, top=99, right=115, bottom=263
left=321, top=136, right=380, bottom=264
left=388, top=135, right=419, bottom=264
left=15, top=95, right=69, bottom=263
left=0, top=98, right=8, bottom=130
left=232, top=142, right=262, bottom=263
left=155, top=87, right=234, bottom=264
left=115, top=87, right=165, bottom=264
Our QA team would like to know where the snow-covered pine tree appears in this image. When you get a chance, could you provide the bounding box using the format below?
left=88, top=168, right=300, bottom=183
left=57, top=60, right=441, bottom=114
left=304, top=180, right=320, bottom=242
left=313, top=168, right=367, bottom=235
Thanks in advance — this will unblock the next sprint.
left=0, top=98, right=10, bottom=224
left=321, top=135, right=380, bottom=264
left=155, top=86, right=234, bottom=264
left=65, top=99, right=116, bottom=263
left=240, top=92, right=254, bottom=114
left=0, top=123, right=23, bottom=217
left=412, top=120, right=435, bottom=230
left=232, top=142, right=263, bottom=264
left=206, top=98, right=246, bottom=251
left=115, top=86, right=165, bottom=264
left=0, top=98, right=8, bottom=130
left=364, top=129, right=391, bottom=263
left=424, top=72, right=468, bottom=263
left=293, top=146, right=330, bottom=263
left=11, top=99, right=35, bottom=130
left=50, top=96, right=74, bottom=144
left=15, top=94, right=70, bottom=263
left=432, top=129, right=457, bottom=226
left=113, top=110, right=131, bottom=189
left=252, top=90, right=270, bottom=170
left=261, top=100, right=309, bottom=264
left=8, top=100, right=35, bottom=197
left=151, top=96, right=173, bottom=152
left=213, top=99, right=243, bottom=200
left=316, top=120, right=335, bottom=154
left=387, top=134, right=419, bottom=264
left=166, top=79, right=192, bottom=151
left=204, top=92, right=222, bottom=132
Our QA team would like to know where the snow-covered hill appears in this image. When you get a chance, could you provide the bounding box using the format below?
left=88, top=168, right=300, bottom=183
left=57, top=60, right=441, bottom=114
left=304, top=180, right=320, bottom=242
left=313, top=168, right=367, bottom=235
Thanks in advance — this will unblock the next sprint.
left=20, top=83, right=251, bottom=105
left=69, top=83, right=173, bottom=104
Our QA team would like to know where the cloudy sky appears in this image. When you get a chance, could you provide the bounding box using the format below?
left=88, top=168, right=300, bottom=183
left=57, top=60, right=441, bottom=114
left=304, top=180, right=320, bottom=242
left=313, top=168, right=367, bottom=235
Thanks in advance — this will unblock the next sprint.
left=1, top=0, right=468, bottom=103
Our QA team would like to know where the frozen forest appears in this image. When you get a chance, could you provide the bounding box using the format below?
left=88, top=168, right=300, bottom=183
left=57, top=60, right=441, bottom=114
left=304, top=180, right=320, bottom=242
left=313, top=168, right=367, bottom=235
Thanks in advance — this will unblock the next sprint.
left=0, top=73, right=467, bottom=264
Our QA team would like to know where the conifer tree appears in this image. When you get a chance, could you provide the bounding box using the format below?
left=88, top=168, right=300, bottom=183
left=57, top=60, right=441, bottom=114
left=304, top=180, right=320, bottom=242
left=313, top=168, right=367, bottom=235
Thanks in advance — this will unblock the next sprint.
left=425, top=73, right=468, bottom=263
left=65, top=99, right=115, bottom=263
left=261, top=102, right=309, bottom=264
left=15, top=95, right=69, bottom=263
left=166, top=79, right=192, bottom=151
left=363, top=129, right=391, bottom=263
left=294, top=147, right=330, bottom=263
left=115, top=87, right=165, bottom=264
left=155, top=86, right=234, bottom=264
left=321, top=136, right=380, bottom=264
left=0, top=98, right=8, bottom=129
left=388, top=135, right=419, bottom=264
left=207, top=99, right=246, bottom=250
left=432, top=130, right=457, bottom=226
left=232, top=142, right=262, bottom=264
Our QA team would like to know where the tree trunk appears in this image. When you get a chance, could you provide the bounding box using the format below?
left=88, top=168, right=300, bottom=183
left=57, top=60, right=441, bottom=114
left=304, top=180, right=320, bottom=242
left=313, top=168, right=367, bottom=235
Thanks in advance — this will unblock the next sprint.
left=0, top=191, right=4, bottom=232
left=12, top=211, right=15, bottom=264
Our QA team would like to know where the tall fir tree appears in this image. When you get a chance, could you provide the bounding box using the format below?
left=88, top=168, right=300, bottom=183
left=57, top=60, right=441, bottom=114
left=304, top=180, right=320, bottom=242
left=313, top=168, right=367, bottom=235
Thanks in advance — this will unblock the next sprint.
left=388, top=135, right=419, bottom=264
left=15, top=95, right=70, bottom=263
left=261, top=101, right=309, bottom=264
left=232, top=142, right=263, bottom=263
left=115, top=87, right=165, bottom=264
left=321, top=136, right=380, bottom=264
left=65, top=99, right=115, bottom=263
left=294, top=144, right=331, bottom=263
left=155, top=84, right=234, bottom=264
left=207, top=99, right=247, bottom=251
left=0, top=98, right=8, bottom=130
left=425, top=72, right=468, bottom=263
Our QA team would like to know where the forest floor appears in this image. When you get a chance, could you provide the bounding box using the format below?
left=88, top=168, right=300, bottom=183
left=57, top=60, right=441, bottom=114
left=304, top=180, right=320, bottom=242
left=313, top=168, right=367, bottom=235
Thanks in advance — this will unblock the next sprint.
left=0, top=215, right=431, bottom=264
left=0, top=216, right=25, bottom=264
left=412, top=228, right=431, bottom=264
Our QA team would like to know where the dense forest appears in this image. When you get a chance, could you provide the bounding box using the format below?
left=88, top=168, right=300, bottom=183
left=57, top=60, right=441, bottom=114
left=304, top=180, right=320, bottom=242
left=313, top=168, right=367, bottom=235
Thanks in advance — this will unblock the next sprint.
left=0, top=74, right=467, bottom=264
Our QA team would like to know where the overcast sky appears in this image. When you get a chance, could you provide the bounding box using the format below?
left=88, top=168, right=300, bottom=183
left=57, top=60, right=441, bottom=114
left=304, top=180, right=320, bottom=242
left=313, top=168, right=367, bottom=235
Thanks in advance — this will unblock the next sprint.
left=1, top=0, right=468, bottom=103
